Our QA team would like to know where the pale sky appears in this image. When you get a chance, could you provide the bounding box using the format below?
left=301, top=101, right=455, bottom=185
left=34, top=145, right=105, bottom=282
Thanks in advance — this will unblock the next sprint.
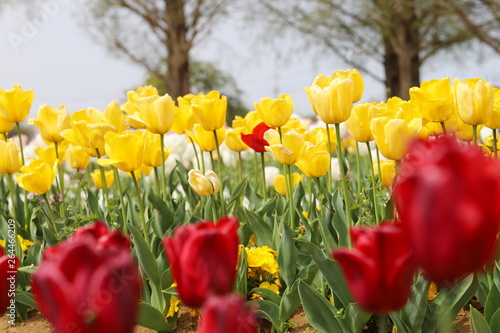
left=1, top=1, right=499, bottom=120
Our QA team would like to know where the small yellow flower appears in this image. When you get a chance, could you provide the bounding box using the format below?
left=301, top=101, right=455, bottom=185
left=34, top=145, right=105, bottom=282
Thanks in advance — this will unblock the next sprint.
left=245, top=246, right=280, bottom=275
left=166, top=283, right=180, bottom=318
left=254, top=94, right=294, bottom=127
left=29, top=104, right=70, bottom=143
left=188, top=169, right=220, bottom=196
left=0, top=139, right=21, bottom=174
left=428, top=282, right=438, bottom=301
left=259, top=281, right=280, bottom=294
left=90, top=169, right=114, bottom=189
left=0, top=85, right=35, bottom=123
left=16, top=159, right=57, bottom=194
left=98, top=131, right=146, bottom=173
left=191, top=91, right=227, bottom=131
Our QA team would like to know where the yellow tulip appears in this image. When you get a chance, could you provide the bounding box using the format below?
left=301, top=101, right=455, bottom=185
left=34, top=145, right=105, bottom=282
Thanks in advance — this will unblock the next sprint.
left=16, top=159, right=57, bottom=194
left=122, top=86, right=159, bottom=129
left=191, top=91, right=227, bottom=131
left=485, top=88, right=500, bottom=129
left=254, top=94, right=294, bottom=127
left=104, top=101, right=130, bottom=133
left=188, top=169, right=220, bottom=196
left=35, top=144, right=66, bottom=166
left=305, top=75, right=354, bottom=124
left=131, top=95, right=175, bottom=134
left=90, top=169, right=114, bottom=189
left=345, top=102, right=380, bottom=142
left=225, top=128, right=248, bottom=152
left=187, top=124, right=226, bottom=152
left=29, top=104, right=70, bottom=143
left=265, top=128, right=305, bottom=165
left=61, top=109, right=116, bottom=157
left=0, top=85, right=34, bottom=123
left=98, top=130, right=146, bottom=173
left=454, top=78, right=494, bottom=125
left=127, top=164, right=153, bottom=180
left=0, top=111, right=15, bottom=134
left=295, top=142, right=330, bottom=178
left=303, top=127, right=337, bottom=152
left=172, top=94, right=197, bottom=134
left=370, top=117, right=422, bottom=160
left=373, top=160, right=396, bottom=187
left=333, top=69, right=364, bottom=103
left=65, top=145, right=91, bottom=170
left=273, top=172, right=302, bottom=195
left=0, top=139, right=21, bottom=174
left=143, top=131, right=172, bottom=168
left=409, top=78, right=455, bottom=123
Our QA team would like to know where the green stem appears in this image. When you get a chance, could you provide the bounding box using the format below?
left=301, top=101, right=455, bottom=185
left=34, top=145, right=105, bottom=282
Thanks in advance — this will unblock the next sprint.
left=42, top=193, right=58, bottom=238
left=355, top=141, right=362, bottom=196
left=211, top=194, right=218, bottom=222
left=200, top=150, right=206, bottom=174
left=493, top=129, right=498, bottom=158
left=153, top=167, right=161, bottom=198
left=472, top=124, right=478, bottom=144
left=8, top=174, right=17, bottom=222
left=378, top=315, right=387, bottom=333
left=237, top=151, right=243, bottom=183
left=210, top=151, right=216, bottom=171
left=213, top=130, right=225, bottom=215
left=15, top=122, right=25, bottom=165
left=375, top=145, right=383, bottom=193
left=131, top=170, right=151, bottom=246
left=54, top=142, right=65, bottom=200
left=159, top=133, right=167, bottom=201
left=260, top=152, right=267, bottom=201
left=95, top=148, right=109, bottom=221
left=334, top=123, right=352, bottom=244
left=190, top=139, right=201, bottom=170
left=366, top=142, right=380, bottom=224
left=440, top=121, right=447, bottom=135
left=325, top=124, right=333, bottom=193
left=286, top=164, right=295, bottom=229
left=114, top=167, right=128, bottom=233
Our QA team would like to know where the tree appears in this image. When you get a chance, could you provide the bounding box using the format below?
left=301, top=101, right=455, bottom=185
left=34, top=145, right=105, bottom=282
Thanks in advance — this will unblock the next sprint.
left=146, top=60, right=248, bottom=122
left=250, top=0, right=484, bottom=99
left=81, top=0, right=230, bottom=99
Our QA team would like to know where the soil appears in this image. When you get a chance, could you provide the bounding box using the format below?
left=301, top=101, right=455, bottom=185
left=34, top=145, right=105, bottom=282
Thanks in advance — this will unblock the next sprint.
left=0, top=306, right=472, bottom=333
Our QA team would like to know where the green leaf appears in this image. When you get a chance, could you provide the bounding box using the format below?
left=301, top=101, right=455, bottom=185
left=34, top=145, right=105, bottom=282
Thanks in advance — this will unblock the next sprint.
left=345, top=303, right=371, bottom=333
left=42, top=226, right=58, bottom=246
left=248, top=299, right=281, bottom=330
left=489, top=307, right=500, bottom=332
left=137, top=301, right=173, bottom=332
left=278, top=220, right=298, bottom=288
left=431, top=275, right=478, bottom=328
left=128, top=223, right=160, bottom=286
left=470, top=305, right=492, bottom=333
left=279, top=280, right=301, bottom=322
left=15, top=290, right=38, bottom=309
left=484, top=282, right=500, bottom=323
left=149, top=190, right=174, bottom=238
left=297, top=280, right=346, bottom=333
left=331, top=190, right=348, bottom=247
left=399, top=276, right=431, bottom=331
left=228, top=179, right=247, bottom=206
left=235, top=247, right=248, bottom=297
left=389, top=312, right=413, bottom=333
left=296, top=239, right=353, bottom=308
left=251, top=287, right=282, bottom=305
left=238, top=207, right=274, bottom=247
left=87, top=189, right=103, bottom=219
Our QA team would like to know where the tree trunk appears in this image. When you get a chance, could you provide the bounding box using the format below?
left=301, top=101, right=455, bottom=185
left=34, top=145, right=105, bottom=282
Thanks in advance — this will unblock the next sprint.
left=165, top=0, right=190, bottom=99
left=383, top=1, right=421, bottom=99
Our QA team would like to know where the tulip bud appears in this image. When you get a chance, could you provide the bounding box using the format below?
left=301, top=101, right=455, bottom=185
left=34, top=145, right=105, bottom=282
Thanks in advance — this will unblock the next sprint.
left=32, top=221, right=140, bottom=333
left=163, top=217, right=239, bottom=308
left=198, top=294, right=258, bottom=333
left=332, top=223, right=416, bottom=314
left=188, top=169, right=220, bottom=196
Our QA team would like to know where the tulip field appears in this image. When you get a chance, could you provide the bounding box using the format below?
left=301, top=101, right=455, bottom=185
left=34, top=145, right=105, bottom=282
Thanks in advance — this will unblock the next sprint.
left=1, top=72, right=500, bottom=333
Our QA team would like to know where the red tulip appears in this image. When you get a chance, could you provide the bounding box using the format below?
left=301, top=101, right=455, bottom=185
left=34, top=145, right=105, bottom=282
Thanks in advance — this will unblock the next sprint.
left=31, top=222, right=140, bottom=333
left=332, top=223, right=416, bottom=314
left=394, top=135, right=500, bottom=284
left=241, top=122, right=273, bottom=153
left=198, top=294, right=258, bottom=333
left=0, top=247, right=18, bottom=316
left=163, top=216, right=239, bottom=308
